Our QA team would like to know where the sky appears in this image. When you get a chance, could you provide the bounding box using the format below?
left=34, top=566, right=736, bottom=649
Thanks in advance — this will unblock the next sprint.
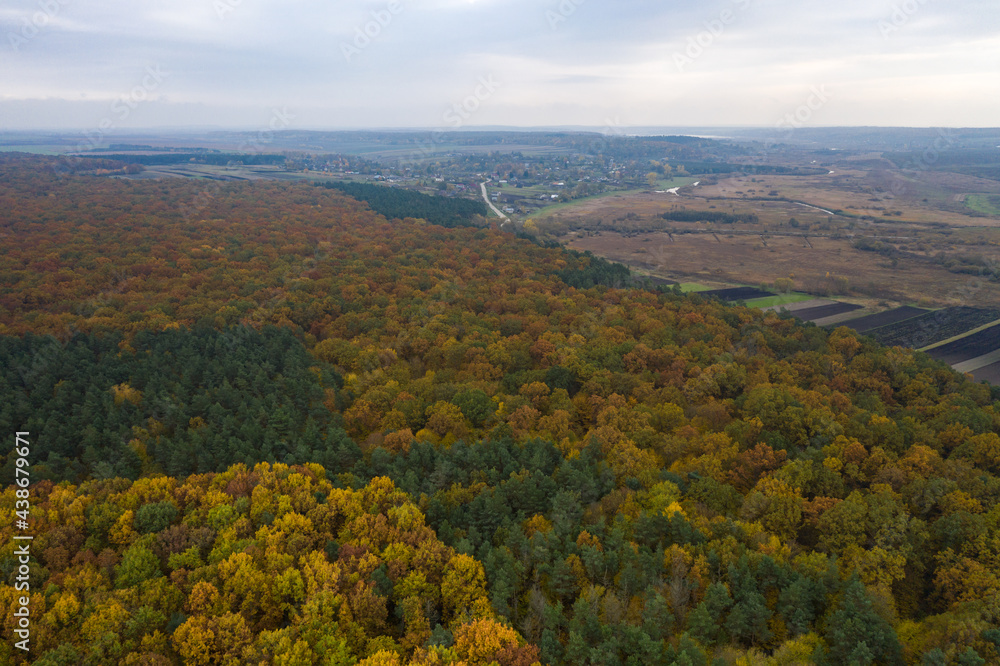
left=1, top=0, right=998, bottom=131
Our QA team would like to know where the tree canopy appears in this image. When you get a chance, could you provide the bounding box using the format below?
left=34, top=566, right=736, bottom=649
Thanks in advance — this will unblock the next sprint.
left=1, top=152, right=999, bottom=664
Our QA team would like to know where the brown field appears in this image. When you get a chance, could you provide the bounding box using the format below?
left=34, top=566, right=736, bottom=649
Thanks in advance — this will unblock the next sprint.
left=542, top=171, right=1000, bottom=230
left=561, top=229, right=1000, bottom=307
left=697, top=169, right=1000, bottom=228
left=539, top=162, right=1000, bottom=307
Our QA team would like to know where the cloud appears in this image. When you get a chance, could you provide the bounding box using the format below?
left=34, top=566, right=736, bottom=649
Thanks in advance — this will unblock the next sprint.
left=1, top=0, right=997, bottom=129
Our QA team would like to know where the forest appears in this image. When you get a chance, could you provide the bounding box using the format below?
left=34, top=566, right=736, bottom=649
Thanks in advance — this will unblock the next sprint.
left=318, top=181, right=488, bottom=229
left=1, top=152, right=1000, bottom=664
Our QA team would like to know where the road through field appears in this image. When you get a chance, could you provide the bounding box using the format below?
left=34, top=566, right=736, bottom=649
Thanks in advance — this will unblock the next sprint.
left=480, top=181, right=509, bottom=220
left=794, top=201, right=836, bottom=215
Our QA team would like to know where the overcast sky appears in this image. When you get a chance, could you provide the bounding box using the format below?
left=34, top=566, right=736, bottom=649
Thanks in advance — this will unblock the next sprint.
left=1, top=0, right=998, bottom=131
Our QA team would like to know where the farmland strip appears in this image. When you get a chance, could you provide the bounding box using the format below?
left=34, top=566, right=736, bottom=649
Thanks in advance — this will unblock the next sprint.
left=925, top=322, right=1000, bottom=365
left=972, top=361, right=1000, bottom=385
left=698, top=287, right=775, bottom=301
left=953, top=348, right=1000, bottom=373
left=839, top=306, right=929, bottom=334
left=792, top=302, right=864, bottom=321
left=868, top=307, right=1000, bottom=349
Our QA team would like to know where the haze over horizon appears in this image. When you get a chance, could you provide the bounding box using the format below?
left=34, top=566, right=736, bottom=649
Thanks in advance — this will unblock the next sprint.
left=2, top=0, right=998, bottom=132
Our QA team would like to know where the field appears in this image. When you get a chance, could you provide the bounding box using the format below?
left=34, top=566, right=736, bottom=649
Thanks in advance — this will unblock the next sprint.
left=925, top=323, right=1000, bottom=365
left=529, top=178, right=699, bottom=217
left=743, top=292, right=815, bottom=308
left=123, top=163, right=338, bottom=182
left=868, top=307, right=1000, bottom=349
left=537, top=145, right=1000, bottom=310
left=0, top=145, right=66, bottom=154
left=694, top=169, right=1000, bottom=227
left=766, top=298, right=837, bottom=312
left=698, top=286, right=775, bottom=301
left=550, top=190, right=1000, bottom=307
left=966, top=194, right=1000, bottom=216
left=973, top=361, right=1000, bottom=384
left=561, top=228, right=1000, bottom=305
left=793, top=302, right=864, bottom=321
left=838, top=306, right=929, bottom=333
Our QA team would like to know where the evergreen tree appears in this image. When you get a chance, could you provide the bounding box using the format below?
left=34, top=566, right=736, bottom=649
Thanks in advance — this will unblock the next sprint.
left=824, top=577, right=903, bottom=666
left=687, top=582, right=731, bottom=646
left=725, top=558, right=772, bottom=646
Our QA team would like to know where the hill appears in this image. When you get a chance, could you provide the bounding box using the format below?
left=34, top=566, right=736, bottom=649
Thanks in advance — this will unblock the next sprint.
left=1, top=153, right=999, bottom=664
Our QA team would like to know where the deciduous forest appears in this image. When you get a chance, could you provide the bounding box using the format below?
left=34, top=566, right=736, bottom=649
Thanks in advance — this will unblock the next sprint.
left=2, top=153, right=1000, bottom=664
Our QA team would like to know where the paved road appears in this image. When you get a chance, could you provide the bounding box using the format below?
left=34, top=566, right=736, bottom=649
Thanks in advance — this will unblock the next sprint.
left=480, top=181, right=509, bottom=220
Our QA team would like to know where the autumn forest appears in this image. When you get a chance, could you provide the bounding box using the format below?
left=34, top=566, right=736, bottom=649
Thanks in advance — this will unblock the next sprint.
left=3, top=152, right=1000, bottom=665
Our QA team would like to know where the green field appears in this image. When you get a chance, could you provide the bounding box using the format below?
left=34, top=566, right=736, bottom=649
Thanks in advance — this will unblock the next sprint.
left=744, top=293, right=814, bottom=308
left=966, top=194, right=1000, bottom=216
left=679, top=282, right=712, bottom=293
left=0, top=145, right=66, bottom=155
